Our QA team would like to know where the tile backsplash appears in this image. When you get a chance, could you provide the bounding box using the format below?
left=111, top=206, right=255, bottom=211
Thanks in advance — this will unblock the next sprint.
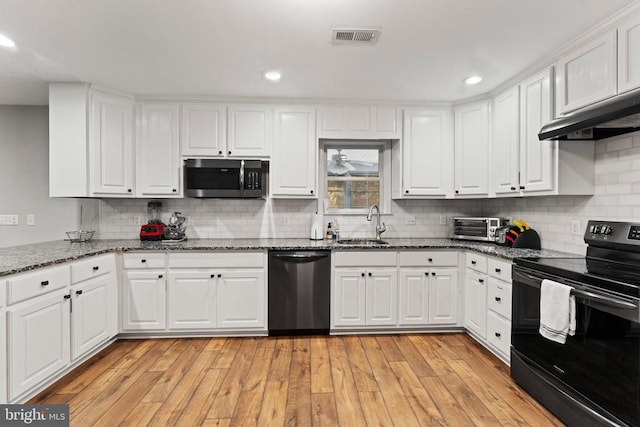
left=99, top=131, right=640, bottom=255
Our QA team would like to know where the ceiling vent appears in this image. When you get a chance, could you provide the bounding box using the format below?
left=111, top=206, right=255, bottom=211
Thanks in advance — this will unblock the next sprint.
left=331, top=28, right=380, bottom=45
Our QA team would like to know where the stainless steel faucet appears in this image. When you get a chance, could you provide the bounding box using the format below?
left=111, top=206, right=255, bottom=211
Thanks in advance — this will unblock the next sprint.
left=367, top=204, right=386, bottom=240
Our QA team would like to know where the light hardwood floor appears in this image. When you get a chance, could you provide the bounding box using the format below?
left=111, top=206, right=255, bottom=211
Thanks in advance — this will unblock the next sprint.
left=29, top=333, right=562, bottom=426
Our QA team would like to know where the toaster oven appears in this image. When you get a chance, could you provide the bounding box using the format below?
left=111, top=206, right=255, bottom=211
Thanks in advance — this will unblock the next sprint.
left=452, top=217, right=509, bottom=242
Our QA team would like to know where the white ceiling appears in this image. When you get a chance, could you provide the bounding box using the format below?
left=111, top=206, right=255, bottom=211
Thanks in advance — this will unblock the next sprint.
left=0, top=0, right=636, bottom=105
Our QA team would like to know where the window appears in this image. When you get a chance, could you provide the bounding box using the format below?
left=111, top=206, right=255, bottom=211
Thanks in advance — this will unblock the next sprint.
left=321, top=141, right=390, bottom=213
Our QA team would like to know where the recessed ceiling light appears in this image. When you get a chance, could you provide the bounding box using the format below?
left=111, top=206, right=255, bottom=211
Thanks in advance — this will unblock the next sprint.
left=464, top=75, right=483, bottom=85
left=263, top=70, right=282, bottom=82
left=0, top=34, right=15, bottom=48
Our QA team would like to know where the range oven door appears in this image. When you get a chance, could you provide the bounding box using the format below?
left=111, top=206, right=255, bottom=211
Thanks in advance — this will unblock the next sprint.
left=512, top=266, right=640, bottom=427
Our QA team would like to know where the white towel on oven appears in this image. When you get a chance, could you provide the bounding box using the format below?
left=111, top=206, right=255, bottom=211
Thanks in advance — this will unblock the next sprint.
left=539, top=279, right=576, bottom=344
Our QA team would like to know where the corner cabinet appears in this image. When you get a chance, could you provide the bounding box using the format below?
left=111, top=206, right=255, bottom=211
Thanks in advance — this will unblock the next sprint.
left=454, top=100, right=489, bottom=197
left=400, top=108, right=454, bottom=198
left=49, top=83, right=135, bottom=197
left=270, top=106, right=317, bottom=198
left=137, top=103, right=182, bottom=197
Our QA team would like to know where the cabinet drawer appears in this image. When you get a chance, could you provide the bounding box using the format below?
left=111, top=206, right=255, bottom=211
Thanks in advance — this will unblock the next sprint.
left=398, top=251, right=457, bottom=267
left=334, top=251, right=396, bottom=267
left=488, top=258, right=511, bottom=281
left=71, top=254, right=115, bottom=284
left=168, top=251, right=265, bottom=269
left=7, top=265, right=70, bottom=305
left=123, top=253, right=166, bottom=269
left=488, top=278, right=512, bottom=320
left=466, top=253, right=487, bottom=273
left=487, top=311, right=511, bottom=356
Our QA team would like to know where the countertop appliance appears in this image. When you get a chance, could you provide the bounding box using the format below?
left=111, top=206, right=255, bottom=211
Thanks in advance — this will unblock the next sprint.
left=184, top=158, right=267, bottom=198
left=140, top=200, right=165, bottom=241
left=539, top=87, right=640, bottom=141
left=452, top=217, right=508, bottom=242
left=268, top=250, right=330, bottom=335
left=512, top=220, right=640, bottom=426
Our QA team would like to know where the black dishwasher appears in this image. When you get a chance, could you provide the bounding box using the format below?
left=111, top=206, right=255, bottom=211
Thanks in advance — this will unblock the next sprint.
left=268, top=250, right=331, bottom=335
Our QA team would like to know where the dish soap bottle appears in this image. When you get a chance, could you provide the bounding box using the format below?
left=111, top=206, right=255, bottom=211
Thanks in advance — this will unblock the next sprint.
left=333, top=219, right=340, bottom=241
left=325, top=222, right=333, bottom=240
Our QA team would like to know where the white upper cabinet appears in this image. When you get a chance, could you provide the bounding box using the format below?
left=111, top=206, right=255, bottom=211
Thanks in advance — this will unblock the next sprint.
left=454, top=100, right=489, bottom=196
left=556, top=29, right=617, bottom=115
left=520, top=68, right=555, bottom=193
left=90, top=91, right=135, bottom=196
left=137, top=103, right=182, bottom=197
left=49, top=83, right=135, bottom=197
left=618, top=12, right=640, bottom=94
left=490, top=87, right=520, bottom=195
left=180, top=103, right=226, bottom=157
left=270, top=106, right=317, bottom=198
left=317, top=105, right=401, bottom=139
left=227, top=104, right=273, bottom=158
left=401, top=108, right=454, bottom=197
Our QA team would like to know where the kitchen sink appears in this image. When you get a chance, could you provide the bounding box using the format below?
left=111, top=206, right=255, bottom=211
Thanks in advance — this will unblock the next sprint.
left=336, top=238, right=389, bottom=245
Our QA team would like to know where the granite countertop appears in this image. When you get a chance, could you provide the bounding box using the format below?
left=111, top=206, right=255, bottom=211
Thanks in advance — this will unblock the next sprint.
left=0, top=238, right=579, bottom=277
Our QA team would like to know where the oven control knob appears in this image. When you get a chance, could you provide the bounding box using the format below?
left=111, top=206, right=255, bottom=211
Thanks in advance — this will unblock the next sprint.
left=602, top=225, right=613, bottom=235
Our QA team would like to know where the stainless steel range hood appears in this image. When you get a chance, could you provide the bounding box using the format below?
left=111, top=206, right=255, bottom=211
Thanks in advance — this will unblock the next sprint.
left=538, top=88, right=640, bottom=141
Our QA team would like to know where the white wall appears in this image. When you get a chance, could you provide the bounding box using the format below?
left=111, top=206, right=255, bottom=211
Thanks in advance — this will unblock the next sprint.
left=483, top=132, right=640, bottom=255
left=0, top=105, right=97, bottom=247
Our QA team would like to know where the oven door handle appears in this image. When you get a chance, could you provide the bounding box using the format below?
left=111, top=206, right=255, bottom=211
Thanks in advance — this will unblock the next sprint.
left=571, top=289, right=638, bottom=310
left=513, top=268, right=638, bottom=310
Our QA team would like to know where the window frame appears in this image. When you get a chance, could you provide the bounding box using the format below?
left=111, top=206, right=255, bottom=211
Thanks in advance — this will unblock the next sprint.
left=319, top=139, right=391, bottom=215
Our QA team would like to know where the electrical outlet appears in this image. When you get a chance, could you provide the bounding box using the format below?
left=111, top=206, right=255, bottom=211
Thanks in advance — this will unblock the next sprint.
left=440, top=215, right=447, bottom=225
left=27, top=214, right=35, bottom=226
left=283, top=215, right=291, bottom=226
left=570, top=219, right=582, bottom=236
left=405, top=215, right=416, bottom=225
left=0, top=215, right=18, bottom=225
left=133, top=216, right=142, bottom=226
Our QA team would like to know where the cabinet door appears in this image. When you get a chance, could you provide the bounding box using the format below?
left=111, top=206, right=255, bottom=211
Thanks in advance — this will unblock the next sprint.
left=137, top=103, right=181, bottom=197
left=180, top=103, right=226, bottom=157
left=619, top=13, right=640, bottom=94
left=122, top=270, right=166, bottom=330
left=464, top=269, right=487, bottom=339
left=8, top=290, right=70, bottom=400
left=398, top=270, right=429, bottom=325
left=428, top=268, right=458, bottom=325
left=372, top=106, right=400, bottom=138
left=216, top=270, right=266, bottom=329
left=71, top=273, right=116, bottom=360
left=365, top=269, right=397, bottom=326
left=520, top=68, right=554, bottom=193
left=167, top=271, right=216, bottom=329
left=0, top=309, right=5, bottom=404
left=90, top=92, right=134, bottom=196
left=271, top=106, right=317, bottom=197
left=557, top=30, right=617, bottom=114
left=402, top=109, right=453, bottom=197
left=333, top=270, right=366, bottom=327
left=454, top=101, right=489, bottom=196
left=227, top=104, right=272, bottom=158
left=318, top=106, right=399, bottom=139
left=491, top=87, right=520, bottom=195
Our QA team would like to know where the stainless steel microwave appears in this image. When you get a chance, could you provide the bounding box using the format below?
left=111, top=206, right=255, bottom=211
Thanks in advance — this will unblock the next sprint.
left=184, top=159, right=267, bottom=198
left=452, top=217, right=508, bottom=242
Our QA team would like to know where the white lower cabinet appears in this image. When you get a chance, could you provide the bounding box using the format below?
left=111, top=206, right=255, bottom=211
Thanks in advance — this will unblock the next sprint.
left=8, top=289, right=71, bottom=401
left=71, top=274, right=117, bottom=360
left=398, top=268, right=459, bottom=326
left=464, top=253, right=513, bottom=364
left=464, top=257, right=488, bottom=339
left=122, top=270, right=167, bottom=331
left=168, top=271, right=217, bottom=329
left=333, top=270, right=366, bottom=326
left=365, top=270, right=397, bottom=326
left=217, top=270, right=266, bottom=329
